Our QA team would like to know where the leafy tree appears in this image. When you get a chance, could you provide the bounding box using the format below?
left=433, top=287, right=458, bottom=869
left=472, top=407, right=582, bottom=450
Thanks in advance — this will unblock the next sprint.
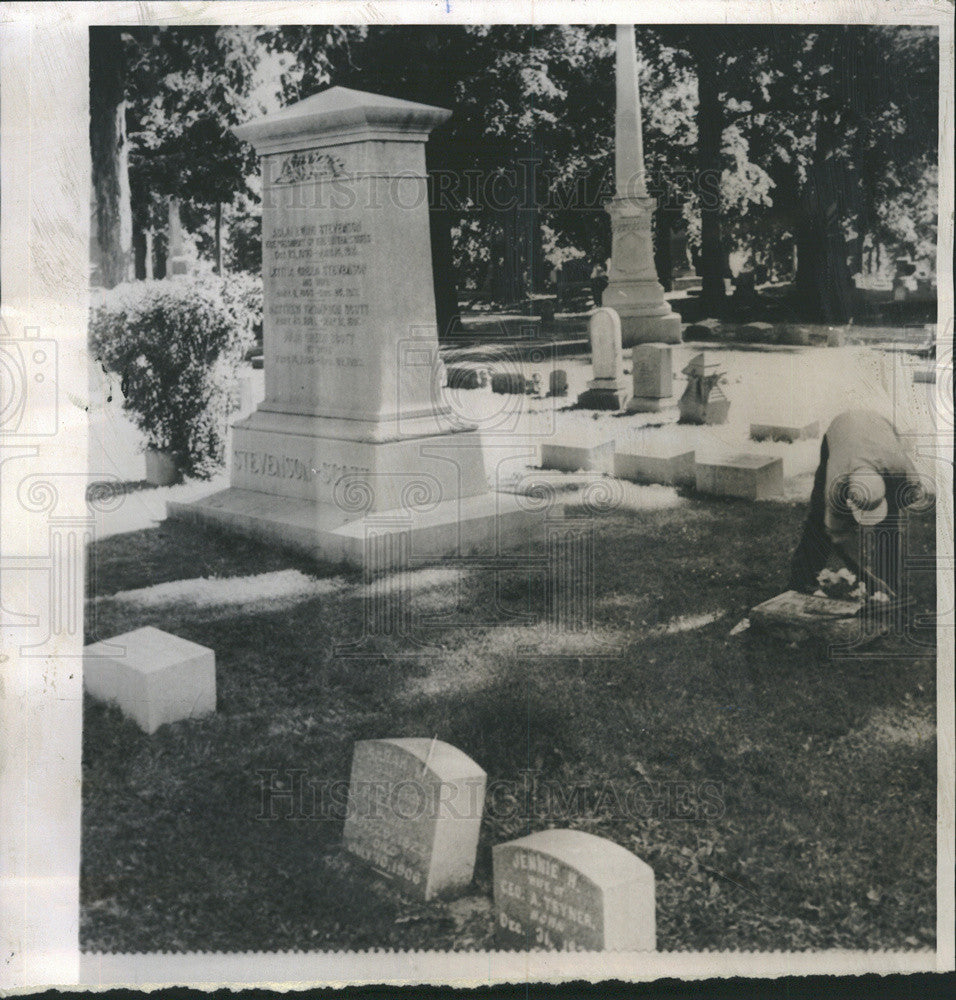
left=90, top=26, right=132, bottom=288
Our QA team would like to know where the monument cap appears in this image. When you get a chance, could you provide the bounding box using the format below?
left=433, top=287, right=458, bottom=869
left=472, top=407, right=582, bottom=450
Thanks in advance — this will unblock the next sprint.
left=233, top=86, right=452, bottom=153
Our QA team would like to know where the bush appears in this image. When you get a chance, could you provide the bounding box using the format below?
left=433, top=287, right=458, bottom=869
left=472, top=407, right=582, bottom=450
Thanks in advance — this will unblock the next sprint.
left=90, top=277, right=257, bottom=479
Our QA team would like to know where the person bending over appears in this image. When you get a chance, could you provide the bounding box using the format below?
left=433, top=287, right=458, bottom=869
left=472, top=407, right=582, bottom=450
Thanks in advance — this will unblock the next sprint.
left=789, top=409, right=924, bottom=599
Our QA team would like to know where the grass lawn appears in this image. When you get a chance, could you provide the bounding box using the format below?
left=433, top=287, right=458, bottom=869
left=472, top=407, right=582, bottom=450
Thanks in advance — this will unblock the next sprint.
left=81, top=495, right=937, bottom=953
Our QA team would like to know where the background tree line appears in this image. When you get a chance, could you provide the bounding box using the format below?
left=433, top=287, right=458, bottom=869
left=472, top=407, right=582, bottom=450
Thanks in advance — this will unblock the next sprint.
left=90, top=23, right=939, bottom=325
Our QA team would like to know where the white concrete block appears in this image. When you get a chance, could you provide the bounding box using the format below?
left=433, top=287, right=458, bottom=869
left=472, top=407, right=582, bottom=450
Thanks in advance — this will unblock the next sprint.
left=84, top=626, right=216, bottom=734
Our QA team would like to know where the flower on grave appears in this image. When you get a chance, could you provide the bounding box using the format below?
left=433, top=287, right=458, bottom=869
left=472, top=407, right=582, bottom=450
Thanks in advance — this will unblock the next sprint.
left=815, top=568, right=866, bottom=602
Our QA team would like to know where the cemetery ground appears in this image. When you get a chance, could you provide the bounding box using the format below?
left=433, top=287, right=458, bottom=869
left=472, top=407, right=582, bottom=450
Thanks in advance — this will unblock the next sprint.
left=81, top=342, right=938, bottom=954
left=82, top=497, right=936, bottom=953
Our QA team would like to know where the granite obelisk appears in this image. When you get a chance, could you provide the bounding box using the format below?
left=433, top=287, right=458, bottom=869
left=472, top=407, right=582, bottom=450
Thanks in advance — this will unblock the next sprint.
left=603, top=26, right=681, bottom=347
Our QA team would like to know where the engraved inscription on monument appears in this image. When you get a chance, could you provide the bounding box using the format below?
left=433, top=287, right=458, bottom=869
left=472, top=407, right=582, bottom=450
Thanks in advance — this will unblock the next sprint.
left=493, top=829, right=656, bottom=951
left=264, top=218, right=371, bottom=382
left=343, top=738, right=486, bottom=901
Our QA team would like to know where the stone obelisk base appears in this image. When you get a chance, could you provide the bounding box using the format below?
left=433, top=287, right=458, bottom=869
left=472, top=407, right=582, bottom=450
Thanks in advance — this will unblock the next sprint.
left=168, top=487, right=548, bottom=569
left=626, top=394, right=674, bottom=413
left=614, top=308, right=683, bottom=348
left=604, top=195, right=683, bottom=347
left=167, top=409, right=552, bottom=569
left=577, top=377, right=631, bottom=411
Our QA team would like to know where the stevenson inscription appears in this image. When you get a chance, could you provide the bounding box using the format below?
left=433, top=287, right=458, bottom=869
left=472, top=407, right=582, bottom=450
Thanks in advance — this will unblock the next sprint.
left=265, top=221, right=371, bottom=371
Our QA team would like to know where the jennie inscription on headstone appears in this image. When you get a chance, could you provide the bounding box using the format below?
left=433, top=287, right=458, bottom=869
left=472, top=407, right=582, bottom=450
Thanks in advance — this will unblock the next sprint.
left=343, top=738, right=486, bottom=901
left=493, top=829, right=656, bottom=951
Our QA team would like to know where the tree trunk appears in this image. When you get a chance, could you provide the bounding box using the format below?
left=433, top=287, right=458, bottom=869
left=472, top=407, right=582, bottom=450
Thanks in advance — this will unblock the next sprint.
left=214, top=201, right=223, bottom=275
left=89, top=27, right=132, bottom=288
left=429, top=207, right=460, bottom=340
left=694, top=40, right=726, bottom=315
left=796, top=132, right=854, bottom=324
left=655, top=207, right=673, bottom=292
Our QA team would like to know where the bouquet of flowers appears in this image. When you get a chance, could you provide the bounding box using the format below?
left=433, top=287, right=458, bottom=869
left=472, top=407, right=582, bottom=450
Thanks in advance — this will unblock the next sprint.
left=813, top=568, right=867, bottom=602
left=813, top=568, right=891, bottom=604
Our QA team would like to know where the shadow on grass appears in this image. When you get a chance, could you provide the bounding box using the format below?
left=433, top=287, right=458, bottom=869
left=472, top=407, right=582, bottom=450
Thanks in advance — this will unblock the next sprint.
left=81, top=499, right=937, bottom=953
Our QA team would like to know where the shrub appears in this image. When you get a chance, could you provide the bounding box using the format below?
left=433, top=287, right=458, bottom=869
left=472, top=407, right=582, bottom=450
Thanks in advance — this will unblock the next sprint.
left=90, top=277, right=257, bottom=479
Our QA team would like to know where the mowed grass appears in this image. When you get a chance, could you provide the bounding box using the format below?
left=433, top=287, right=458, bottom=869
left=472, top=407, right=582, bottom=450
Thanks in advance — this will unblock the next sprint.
left=81, top=499, right=937, bottom=953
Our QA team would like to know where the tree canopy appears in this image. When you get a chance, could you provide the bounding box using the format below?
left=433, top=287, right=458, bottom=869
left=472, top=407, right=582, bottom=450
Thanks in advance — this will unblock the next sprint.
left=91, top=23, right=939, bottom=319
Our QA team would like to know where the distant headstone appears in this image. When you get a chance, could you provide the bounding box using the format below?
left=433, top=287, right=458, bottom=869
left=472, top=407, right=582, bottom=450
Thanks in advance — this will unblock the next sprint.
left=684, top=317, right=724, bottom=341
left=549, top=369, right=569, bottom=397
left=493, top=829, right=656, bottom=951
left=83, top=626, right=216, bottom=734
left=590, top=308, right=622, bottom=380
left=750, top=420, right=820, bottom=444
left=777, top=325, right=811, bottom=346
left=735, top=321, right=776, bottom=344
left=491, top=371, right=527, bottom=395
left=577, top=308, right=630, bottom=410
left=627, top=343, right=674, bottom=413
left=678, top=353, right=730, bottom=425
left=445, top=366, right=483, bottom=390
left=615, top=447, right=695, bottom=487
left=540, top=437, right=616, bottom=475
left=342, top=738, right=486, bottom=901
left=826, top=327, right=847, bottom=348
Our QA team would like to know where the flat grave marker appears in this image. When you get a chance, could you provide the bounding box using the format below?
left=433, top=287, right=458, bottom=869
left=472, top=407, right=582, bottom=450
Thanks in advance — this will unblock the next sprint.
left=695, top=453, right=784, bottom=500
left=750, top=420, right=820, bottom=443
left=540, top=437, right=616, bottom=475
left=614, top=447, right=695, bottom=487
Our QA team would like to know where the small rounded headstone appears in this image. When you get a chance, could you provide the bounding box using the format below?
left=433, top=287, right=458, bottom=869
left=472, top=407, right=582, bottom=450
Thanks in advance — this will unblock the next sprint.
left=493, top=829, right=655, bottom=951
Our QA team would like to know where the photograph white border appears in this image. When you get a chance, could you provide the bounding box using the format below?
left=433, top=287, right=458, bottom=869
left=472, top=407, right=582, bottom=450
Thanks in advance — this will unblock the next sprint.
left=1, top=0, right=952, bottom=989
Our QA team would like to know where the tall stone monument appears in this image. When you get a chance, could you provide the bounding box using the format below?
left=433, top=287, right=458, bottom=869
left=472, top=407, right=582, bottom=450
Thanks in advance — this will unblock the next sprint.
left=166, top=197, right=190, bottom=277
left=603, top=26, right=682, bottom=347
left=168, top=87, right=542, bottom=566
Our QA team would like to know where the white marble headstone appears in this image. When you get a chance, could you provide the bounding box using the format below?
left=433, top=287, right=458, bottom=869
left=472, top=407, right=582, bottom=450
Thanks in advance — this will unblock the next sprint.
left=588, top=308, right=623, bottom=381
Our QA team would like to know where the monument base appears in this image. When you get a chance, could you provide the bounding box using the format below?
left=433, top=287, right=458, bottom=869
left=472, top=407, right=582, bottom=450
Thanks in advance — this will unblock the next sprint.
left=626, top=395, right=674, bottom=414
left=617, top=310, right=683, bottom=347
left=577, top=378, right=631, bottom=411
left=167, top=488, right=552, bottom=569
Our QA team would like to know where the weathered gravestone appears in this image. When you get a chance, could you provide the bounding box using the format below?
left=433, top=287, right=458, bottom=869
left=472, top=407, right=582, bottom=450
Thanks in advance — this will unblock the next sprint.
left=577, top=308, right=631, bottom=410
left=677, top=353, right=730, bottom=425
left=548, top=369, right=568, bottom=397
left=493, top=829, right=656, bottom=951
left=83, top=626, right=216, bottom=734
left=491, top=371, right=527, bottom=394
left=167, top=87, right=544, bottom=566
left=342, top=738, right=486, bottom=901
left=627, top=343, right=674, bottom=413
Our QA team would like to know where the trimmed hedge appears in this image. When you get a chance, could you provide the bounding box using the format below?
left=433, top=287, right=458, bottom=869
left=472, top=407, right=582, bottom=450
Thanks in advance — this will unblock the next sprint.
left=90, top=276, right=259, bottom=479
